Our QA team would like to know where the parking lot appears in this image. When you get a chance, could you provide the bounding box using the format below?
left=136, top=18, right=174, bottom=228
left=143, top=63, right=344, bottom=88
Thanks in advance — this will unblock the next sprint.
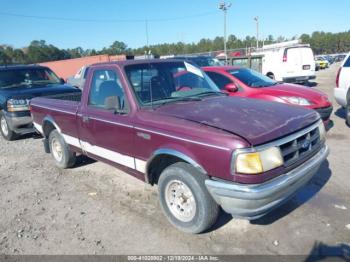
left=0, top=64, right=349, bottom=255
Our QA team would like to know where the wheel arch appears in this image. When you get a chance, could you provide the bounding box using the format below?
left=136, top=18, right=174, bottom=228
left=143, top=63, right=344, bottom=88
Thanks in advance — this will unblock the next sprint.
left=42, top=116, right=61, bottom=138
left=145, top=148, right=207, bottom=185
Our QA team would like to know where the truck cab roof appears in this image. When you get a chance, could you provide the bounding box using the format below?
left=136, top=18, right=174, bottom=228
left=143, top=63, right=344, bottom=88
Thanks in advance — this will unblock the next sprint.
left=0, top=65, right=49, bottom=71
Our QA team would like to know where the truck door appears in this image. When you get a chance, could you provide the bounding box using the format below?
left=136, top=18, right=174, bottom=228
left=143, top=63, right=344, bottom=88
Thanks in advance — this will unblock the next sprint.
left=78, top=66, right=136, bottom=170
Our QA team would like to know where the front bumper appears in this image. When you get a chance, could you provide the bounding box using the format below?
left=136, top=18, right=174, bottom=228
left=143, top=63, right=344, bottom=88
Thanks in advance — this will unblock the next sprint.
left=205, top=145, right=329, bottom=220
left=334, top=87, right=347, bottom=107
left=4, top=111, right=34, bottom=134
left=283, top=75, right=316, bottom=83
left=315, top=106, right=333, bottom=121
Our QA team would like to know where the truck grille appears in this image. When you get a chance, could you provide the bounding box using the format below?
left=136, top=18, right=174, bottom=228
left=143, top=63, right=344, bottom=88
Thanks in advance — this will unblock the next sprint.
left=279, top=125, right=321, bottom=167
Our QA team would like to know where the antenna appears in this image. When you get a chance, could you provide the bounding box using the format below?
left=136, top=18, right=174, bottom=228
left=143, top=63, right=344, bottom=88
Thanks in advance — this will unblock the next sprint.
left=149, top=63, right=154, bottom=109
left=145, top=19, right=149, bottom=58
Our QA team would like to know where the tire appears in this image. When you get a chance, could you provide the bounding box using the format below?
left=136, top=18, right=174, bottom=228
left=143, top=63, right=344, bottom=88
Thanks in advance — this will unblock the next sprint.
left=158, top=162, right=219, bottom=234
left=0, top=112, right=18, bottom=141
left=48, top=130, right=76, bottom=168
left=267, top=73, right=275, bottom=80
left=346, top=99, right=350, bottom=127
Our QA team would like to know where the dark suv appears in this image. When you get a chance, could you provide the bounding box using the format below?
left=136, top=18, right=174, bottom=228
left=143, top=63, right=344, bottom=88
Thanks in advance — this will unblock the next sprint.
left=0, top=65, right=81, bottom=140
left=170, top=56, right=224, bottom=67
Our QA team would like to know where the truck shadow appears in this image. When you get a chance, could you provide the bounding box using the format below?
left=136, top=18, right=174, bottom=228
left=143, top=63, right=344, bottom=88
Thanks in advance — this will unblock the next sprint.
left=335, top=107, right=346, bottom=119
left=250, top=160, right=331, bottom=226
left=10, top=133, right=36, bottom=141
left=73, top=155, right=97, bottom=168
left=207, top=208, right=234, bottom=232
left=304, top=242, right=350, bottom=261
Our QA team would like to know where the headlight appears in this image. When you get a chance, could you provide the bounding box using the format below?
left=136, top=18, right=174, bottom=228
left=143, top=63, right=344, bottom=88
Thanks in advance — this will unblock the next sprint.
left=7, top=99, right=30, bottom=112
left=279, top=96, right=313, bottom=106
left=233, top=147, right=284, bottom=175
left=318, top=121, right=326, bottom=141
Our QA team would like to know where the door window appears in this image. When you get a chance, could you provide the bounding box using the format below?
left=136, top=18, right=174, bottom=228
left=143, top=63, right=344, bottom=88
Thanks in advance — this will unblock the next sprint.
left=88, top=69, right=128, bottom=112
left=205, top=71, right=232, bottom=90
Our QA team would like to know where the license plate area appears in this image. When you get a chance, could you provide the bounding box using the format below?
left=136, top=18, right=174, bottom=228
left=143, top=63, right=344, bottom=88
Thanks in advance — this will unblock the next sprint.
left=303, top=65, right=310, bottom=70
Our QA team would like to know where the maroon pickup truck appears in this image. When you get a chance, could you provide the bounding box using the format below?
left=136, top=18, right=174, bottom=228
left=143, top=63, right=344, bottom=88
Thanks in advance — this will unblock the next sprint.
left=30, top=59, right=329, bottom=233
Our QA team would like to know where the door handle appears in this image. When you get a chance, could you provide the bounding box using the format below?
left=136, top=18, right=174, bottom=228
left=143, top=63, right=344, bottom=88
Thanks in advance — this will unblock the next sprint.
left=82, top=116, right=90, bottom=123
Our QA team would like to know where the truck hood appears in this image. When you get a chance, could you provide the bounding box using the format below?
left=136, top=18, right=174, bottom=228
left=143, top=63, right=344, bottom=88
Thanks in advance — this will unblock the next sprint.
left=0, top=84, right=80, bottom=100
left=155, top=96, right=320, bottom=145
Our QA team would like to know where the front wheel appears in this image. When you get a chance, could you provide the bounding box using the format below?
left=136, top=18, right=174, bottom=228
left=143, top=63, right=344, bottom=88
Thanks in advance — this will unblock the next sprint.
left=0, top=113, right=17, bottom=141
left=346, top=99, right=350, bottom=127
left=49, top=130, right=76, bottom=168
left=267, top=73, right=275, bottom=80
left=158, top=162, right=219, bottom=234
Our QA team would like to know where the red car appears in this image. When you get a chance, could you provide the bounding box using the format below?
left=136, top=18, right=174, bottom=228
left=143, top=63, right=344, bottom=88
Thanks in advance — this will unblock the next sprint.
left=203, top=66, right=333, bottom=124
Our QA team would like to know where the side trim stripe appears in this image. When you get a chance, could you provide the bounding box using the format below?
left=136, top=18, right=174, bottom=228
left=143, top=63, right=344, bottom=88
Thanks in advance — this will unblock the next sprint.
left=33, top=109, right=229, bottom=151
left=62, top=134, right=82, bottom=149
left=60, top=133, right=147, bottom=173
left=88, top=117, right=133, bottom=128
left=31, top=104, right=76, bottom=115
left=80, top=140, right=135, bottom=169
left=135, top=127, right=231, bottom=151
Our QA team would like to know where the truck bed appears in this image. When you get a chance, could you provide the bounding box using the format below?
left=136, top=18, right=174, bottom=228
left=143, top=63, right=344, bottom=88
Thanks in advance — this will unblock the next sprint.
left=31, top=92, right=81, bottom=139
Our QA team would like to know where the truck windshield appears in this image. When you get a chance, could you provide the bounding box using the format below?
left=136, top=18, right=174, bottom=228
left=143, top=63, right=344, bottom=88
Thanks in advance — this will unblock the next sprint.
left=125, top=61, right=222, bottom=106
left=228, top=68, right=277, bottom=88
left=0, top=68, right=61, bottom=89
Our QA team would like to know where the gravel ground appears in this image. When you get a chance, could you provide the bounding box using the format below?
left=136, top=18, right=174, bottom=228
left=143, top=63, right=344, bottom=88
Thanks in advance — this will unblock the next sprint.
left=0, top=64, right=349, bottom=255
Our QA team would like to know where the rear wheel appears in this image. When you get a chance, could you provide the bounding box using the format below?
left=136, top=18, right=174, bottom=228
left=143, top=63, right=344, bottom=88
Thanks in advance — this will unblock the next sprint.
left=0, top=113, right=17, bottom=141
left=49, top=130, right=76, bottom=168
left=158, top=162, right=219, bottom=234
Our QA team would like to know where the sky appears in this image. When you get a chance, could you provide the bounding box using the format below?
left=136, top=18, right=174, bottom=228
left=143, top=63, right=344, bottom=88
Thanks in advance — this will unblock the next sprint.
left=0, top=0, right=349, bottom=50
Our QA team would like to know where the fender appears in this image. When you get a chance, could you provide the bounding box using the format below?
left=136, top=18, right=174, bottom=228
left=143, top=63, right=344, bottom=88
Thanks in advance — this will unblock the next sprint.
left=42, top=116, right=62, bottom=136
left=40, top=116, right=62, bottom=153
left=146, top=148, right=207, bottom=182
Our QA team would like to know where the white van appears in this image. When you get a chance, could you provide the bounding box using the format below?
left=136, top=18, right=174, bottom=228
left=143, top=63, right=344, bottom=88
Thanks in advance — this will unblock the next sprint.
left=334, top=52, right=350, bottom=126
left=254, top=40, right=316, bottom=83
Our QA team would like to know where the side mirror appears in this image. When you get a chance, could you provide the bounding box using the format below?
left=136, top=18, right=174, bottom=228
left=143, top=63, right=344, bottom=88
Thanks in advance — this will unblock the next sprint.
left=60, top=78, right=66, bottom=84
left=224, top=83, right=238, bottom=92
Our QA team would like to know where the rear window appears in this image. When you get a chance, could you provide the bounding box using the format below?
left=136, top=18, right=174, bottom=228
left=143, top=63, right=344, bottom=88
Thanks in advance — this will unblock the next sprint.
left=344, top=56, right=350, bottom=67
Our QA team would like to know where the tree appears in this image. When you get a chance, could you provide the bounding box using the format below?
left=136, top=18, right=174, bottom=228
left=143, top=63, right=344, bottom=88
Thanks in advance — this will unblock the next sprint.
left=1, top=30, right=350, bottom=65
left=101, top=41, right=129, bottom=55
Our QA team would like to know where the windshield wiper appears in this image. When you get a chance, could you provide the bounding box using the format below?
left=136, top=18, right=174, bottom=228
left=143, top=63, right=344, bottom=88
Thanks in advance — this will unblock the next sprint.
left=153, top=96, right=202, bottom=109
left=32, top=80, right=59, bottom=85
left=196, top=91, right=228, bottom=97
